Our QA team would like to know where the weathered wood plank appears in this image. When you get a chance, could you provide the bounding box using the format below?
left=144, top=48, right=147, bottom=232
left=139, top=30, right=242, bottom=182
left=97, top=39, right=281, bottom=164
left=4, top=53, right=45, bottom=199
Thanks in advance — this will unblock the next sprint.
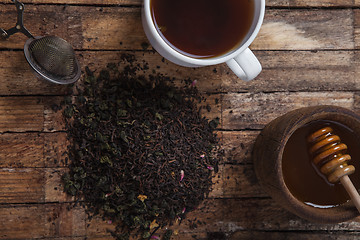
left=0, top=5, right=83, bottom=49
left=0, top=132, right=67, bottom=168
left=0, top=203, right=85, bottom=239
left=268, top=0, right=357, bottom=7
left=81, top=7, right=145, bottom=50
left=2, top=50, right=359, bottom=96
left=0, top=51, right=73, bottom=95
left=86, top=198, right=360, bottom=239
left=355, top=9, right=360, bottom=49
left=0, top=0, right=138, bottom=4
left=0, top=7, right=355, bottom=51
left=83, top=8, right=357, bottom=51
left=0, top=96, right=64, bottom=132
left=0, top=133, right=43, bottom=167
left=0, top=132, right=69, bottom=203
left=0, top=50, right=221, bottom=95
left=0, top=0, right=357, bottom=8
left=252, top=9, right=354, bottom=50
left=82, top=50, right=359, bottom=93
left=210, top=164, right=265, bottom=198
left=85, top=230, right=360, bottom=240
left=0, top=168, right=45, bottom=203
left=44, top=132, right=69, bottom=167
left=229, top=50, right=358, bottom=92
left=80, top=51, right=224, bottom=93
left=221, top=131, right=258, bottom=164
left=222, top=92, right=355, bottom=130
left=229, top=231, right=360, bottom=240
left=86, top=216, right=115, bottom=240
left=0, top=168, right=71, bottom=203
left=0, top=97, right=44, bottom=132
left=181, top=199, right=360, bottom=233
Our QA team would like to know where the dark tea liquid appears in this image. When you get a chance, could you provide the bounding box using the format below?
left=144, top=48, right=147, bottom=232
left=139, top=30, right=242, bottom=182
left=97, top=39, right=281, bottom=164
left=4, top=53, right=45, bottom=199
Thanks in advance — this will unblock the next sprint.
left=282, top=120, right=360, bottom=208
left=150, top=0, right=254, bottom=59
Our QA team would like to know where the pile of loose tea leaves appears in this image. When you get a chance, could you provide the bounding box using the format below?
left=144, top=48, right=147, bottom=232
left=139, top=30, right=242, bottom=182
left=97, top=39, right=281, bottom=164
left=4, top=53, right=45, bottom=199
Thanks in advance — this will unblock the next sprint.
left=62, top=54, right=222, bottom=240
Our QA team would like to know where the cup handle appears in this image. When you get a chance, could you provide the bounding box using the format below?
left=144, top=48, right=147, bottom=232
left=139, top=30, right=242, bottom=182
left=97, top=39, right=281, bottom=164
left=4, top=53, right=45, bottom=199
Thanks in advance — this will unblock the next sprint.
left=226, top=48, right=262, bottom=81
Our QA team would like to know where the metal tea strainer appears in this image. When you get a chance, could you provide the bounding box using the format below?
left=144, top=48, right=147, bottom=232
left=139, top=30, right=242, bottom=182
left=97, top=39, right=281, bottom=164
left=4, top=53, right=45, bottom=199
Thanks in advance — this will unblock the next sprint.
left=0, top=0, right=81, bottom=84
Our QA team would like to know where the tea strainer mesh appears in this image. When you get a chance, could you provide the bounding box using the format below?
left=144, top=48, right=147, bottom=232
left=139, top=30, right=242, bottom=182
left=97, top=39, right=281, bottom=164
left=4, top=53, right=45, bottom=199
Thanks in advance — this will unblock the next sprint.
left=1, top=0, right=81, bottom=84
left=24, top=36, right=81, bottom=84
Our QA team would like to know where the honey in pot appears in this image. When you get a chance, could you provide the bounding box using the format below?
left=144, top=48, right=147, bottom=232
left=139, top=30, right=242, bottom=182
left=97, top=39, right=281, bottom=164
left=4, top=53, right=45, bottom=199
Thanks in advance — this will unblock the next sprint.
left=282, top=120, right=360, bottom=208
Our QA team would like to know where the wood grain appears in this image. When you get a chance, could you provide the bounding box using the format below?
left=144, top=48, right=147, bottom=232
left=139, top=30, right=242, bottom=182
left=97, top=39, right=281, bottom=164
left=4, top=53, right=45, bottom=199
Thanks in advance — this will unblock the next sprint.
left=0, top=97, right=44, bottom=132
left=0, top=132, right=67, bottom=168
left=0, top=7, right=355, bottom=51
left=0, top=96, right=64, bottom=132
left=222, top=92, right=355, bottom=130
left=0, top=50, right=358, bottom=96
left=0, top=1, right=359, bottom=239
left=83, top=231, right=360, bottom=240
left=226, top=50, right=358, bottom=92
left=0, top=130, right=71, bottom=204
left=85, top=198, right=360, bottom=239
left=355, top=9, right=360, bottom=49
left=221, top=131, right=258, bottom=164
left=0, top=51, right=72, bottom=95
left=210, top=164, right=265, bottom=198
left=0, top=203, right=85, bottom=239
left=0, top=0, right=134, bottom=5
left=268, top=0, right=358, bottom=7
left=253, top=9, right=354, bottom=50
left=0, top=0, right=358, bottom=7
left=229, top=231, right=360, bottom=240
left=0, top=168, right=71, bottom=203
left=1, top=198, right=359, bottom=239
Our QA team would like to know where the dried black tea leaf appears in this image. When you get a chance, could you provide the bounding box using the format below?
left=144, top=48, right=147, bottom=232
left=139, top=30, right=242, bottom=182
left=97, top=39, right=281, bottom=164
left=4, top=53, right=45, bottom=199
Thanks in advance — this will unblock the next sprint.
left=62, top=54, right=222, bottom=239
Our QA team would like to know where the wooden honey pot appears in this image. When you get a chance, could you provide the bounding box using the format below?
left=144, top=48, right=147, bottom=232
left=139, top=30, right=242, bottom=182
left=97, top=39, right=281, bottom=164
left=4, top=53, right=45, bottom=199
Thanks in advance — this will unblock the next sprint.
left=253, top=105, right=360, bottom=223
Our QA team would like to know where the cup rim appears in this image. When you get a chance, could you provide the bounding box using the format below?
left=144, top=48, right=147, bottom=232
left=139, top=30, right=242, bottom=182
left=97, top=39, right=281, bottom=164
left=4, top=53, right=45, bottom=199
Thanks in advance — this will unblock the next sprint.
left=143, top=0, right=265, bottom=66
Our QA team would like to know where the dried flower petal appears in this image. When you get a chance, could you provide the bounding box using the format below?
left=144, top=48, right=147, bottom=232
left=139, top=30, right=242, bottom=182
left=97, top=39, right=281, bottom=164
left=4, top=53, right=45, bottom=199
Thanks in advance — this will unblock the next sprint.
left=191, top=80, right=197, bottom=87
left=150, top=219, right=159, bottom=230
left=207, top=166, right=214, bottom=171
left=137, top=194, right=148, bottom=202
left=108, top=220, right=112, bottom=224
left=200, top=154, right=205, bottom=158
left=180, top=170, right=185, bottom=181
left=182, top=207, right=186, bottom=214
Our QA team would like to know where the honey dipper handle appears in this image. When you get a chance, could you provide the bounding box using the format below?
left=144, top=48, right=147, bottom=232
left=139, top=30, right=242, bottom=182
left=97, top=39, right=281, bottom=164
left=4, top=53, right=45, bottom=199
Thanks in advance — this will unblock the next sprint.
left=340, top=175, right=360, bottom=213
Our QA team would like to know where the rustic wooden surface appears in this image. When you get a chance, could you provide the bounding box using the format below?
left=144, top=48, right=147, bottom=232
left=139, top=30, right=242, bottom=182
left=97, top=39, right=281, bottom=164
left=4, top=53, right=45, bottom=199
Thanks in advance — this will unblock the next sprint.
left=1, top=0, right=360, bottom=239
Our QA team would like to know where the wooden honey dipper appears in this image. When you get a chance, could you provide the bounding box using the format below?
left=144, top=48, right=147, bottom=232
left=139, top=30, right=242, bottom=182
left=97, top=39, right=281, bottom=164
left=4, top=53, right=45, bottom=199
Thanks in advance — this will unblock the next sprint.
left=307, top=126, right=360, bottom=212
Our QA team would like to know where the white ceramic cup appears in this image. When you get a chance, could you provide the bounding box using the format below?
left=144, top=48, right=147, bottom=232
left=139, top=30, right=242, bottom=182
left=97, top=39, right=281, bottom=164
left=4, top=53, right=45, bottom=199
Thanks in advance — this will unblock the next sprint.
left=142, top=0, right=265, bottom=81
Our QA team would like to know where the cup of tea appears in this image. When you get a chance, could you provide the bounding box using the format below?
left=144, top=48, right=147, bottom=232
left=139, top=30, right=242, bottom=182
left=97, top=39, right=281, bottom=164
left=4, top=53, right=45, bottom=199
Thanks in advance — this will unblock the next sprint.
left=142, top=0, right=265, bottom=81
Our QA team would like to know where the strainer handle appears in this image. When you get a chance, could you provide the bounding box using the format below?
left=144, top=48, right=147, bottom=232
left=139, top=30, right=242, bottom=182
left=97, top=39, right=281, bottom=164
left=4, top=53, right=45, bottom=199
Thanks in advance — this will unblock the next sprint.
left=0, top=0, right=33, bottom=39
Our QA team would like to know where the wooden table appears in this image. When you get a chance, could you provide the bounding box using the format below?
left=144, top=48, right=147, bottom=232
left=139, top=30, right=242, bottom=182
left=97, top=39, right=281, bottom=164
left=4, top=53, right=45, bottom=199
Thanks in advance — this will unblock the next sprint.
left=0, top=0, right=360, bottom=239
